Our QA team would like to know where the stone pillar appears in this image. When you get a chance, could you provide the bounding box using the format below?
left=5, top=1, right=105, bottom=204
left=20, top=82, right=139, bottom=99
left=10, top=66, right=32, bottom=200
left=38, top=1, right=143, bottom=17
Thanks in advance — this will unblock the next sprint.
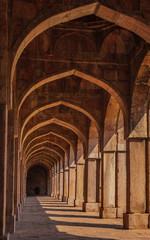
left=0, top=1, right=9, bottom=237
left=51, top=174, right=55, bottom=197
left=17, top=159, right=21, bottom=219
left=53, top=164, right=57, bottom=198
left=100, top=152, right=117, bottom=218
left=17, top=152, right=21, bottom=214
left=63, top=167, right=69, bottom=202
left=6, top=110, right=15, bottom=234
left=147, top=139, right=150, bottom=227
left=83, top=158, right=100, bottom=212
left=14, top=138, right=21, bottom=220
left=68, top=166, right=76, bottom=206
left=56, top=172, right=60, bottom=199
left=75, top=163, right=85, bottom=207
left=59, top=170, right=64, bottom=201
left=0, top=105, right=9, bottom=240
left=22, top=164, right=26, bottom=205
left=56, top=160, right=60, bottom=199
left=24, top=170, right=27, bottom=200
left=47, top=170, right=51, bottom=196
left=59, top=158, right=63, bottom=201
left=54, top=172, right=57, bottom=198
left=116, top=151, right=126, bottom=217
left=123, top=138, right=148, bottom=229
left=20, top=161, right=26, bottom=207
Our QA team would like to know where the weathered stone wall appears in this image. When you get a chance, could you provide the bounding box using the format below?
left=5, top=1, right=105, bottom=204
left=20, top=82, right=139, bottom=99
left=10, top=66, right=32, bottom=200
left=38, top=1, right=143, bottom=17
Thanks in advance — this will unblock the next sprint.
left=26, top=166, right=47, bottom=196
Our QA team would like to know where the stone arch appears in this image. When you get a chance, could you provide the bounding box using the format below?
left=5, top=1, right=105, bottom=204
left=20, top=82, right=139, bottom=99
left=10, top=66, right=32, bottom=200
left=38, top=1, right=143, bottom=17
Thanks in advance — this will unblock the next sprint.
left=76, top=138, right=84, bottom=164
left=26, top=161, right=51, bottom=172
left=19, top=100, right=101, bottom=144
left=17, top=70, right=128, bottom=136
left=88, top=121, right=99, bottom=159
left=27, top=155, right=55, bottom=168
left=25, top=140, right=68, bottom=160
left=26, top=146, right=63, bottom=161
left=24, top=131, right=75, bottom=158
left=24, top=148, right=61, bottom=164
left=21, top=117, right=86, bottom=150
left=130, top=51, right=150, bottom=137
left=69, top=146, right=75, bottom=166
left=103, top=96, right=120, bottom=151
left=27, top=158, right=53, bottom=169
left=10, top=1, right=150, bottom=107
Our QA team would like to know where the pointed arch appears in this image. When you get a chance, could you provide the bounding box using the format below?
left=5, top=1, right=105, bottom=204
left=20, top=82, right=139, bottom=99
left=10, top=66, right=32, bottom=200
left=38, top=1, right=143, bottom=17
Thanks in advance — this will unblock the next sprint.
left=25, top=140, right=67, bottom=159
left=20, top=100, right=100, bottom=144
left=21, top=117, right=86, bottom=148
left=10, top=2, right=150, bottom=107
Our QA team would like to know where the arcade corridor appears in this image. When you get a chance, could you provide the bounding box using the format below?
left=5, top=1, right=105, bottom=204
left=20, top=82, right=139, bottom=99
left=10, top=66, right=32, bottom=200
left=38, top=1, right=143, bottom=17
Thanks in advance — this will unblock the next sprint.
left=1, top=1, right=150, bottom=239
left=10, top=197, right=150, bottom=240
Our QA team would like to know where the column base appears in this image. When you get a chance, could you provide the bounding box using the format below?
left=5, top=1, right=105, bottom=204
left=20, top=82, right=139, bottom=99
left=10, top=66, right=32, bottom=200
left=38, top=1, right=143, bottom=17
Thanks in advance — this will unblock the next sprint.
left=75, top=199, right=84, bottom=207
left=148, top=215, right=150, bottom=228
left=55, top=194, right=59, bottom=200
left=59, top=195, right=63, bottom=201
left=123, top=213, right=149, bottom=229
left=99, top=207, right=117, bottom=218
left=6, top=215, right=16, bottom=233
left=83, top=202, right=99, bottom=212
left=0, top=233, right=10, bottom=240
left=116, top=207, right=126, bottom=218
left=62, top=196, right=68, bottom=202
left=16, top=206, right=20, bottom=221
left=68, top=198, right=75, bottom=206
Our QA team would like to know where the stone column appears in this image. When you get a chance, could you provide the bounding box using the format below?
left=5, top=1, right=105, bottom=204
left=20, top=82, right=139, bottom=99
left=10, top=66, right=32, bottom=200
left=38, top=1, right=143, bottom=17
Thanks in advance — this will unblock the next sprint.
left=59, top=158, right=63, bottom=200
left=147, top=139, right=150, bottom=227
left=59, top=170, right=64, bottom=201
left=6, top=110, right=15, bottom=234
left=53, top=164, right=57, bottom=198
left=56, top=172, right=60, bottom=199
left=68, top=166, right=76, bottom=206
left=17, top=152, right=21, bottom=214
left=17, top=159, right=21, bottom=218
left=75, top=163, right=85, bottom=207
left=20, top=161, right=26, bottom=207
left=14, top=138, right=21, bottom=220
left=83, top=158, right=100, bottom=212
left=123, top=138, right=148, bottom=229
left=116, top=151, right=126, bottom=217
left=51, top=173, right=55, bottom=197
left=56, top=160, right=60, bottom=199
left=100, top=152, right=117, bottom=218
left=0, top=1, right=9, bottom=237
left=0, top=105, right=9, bottom=240
left=54, top=173, right=57, bottom=198
left=63, top=167, right=69, bottom=202
left=47, top=170, right=51, bottom=196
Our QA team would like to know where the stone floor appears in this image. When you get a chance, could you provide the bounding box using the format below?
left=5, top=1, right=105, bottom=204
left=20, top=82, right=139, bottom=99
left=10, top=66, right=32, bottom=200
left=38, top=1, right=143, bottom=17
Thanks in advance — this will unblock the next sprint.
left=10, top=196, right=150, bottom=240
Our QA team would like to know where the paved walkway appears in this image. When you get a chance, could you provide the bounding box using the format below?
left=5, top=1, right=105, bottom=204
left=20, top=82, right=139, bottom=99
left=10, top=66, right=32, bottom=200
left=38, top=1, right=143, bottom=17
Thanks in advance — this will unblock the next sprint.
left=10, top=196, right=150, bottom=240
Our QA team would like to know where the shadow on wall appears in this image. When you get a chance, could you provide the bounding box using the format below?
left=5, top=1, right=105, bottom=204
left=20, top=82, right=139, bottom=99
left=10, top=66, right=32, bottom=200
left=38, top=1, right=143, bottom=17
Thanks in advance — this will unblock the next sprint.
left=10, top=197, right=121, bottom=240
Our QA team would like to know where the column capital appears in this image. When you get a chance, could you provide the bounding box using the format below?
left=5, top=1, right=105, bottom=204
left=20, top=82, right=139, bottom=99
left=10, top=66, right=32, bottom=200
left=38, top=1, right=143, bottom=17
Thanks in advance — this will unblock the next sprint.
left=76, top=163, right=85, bottom=166
left=69, top=165, right=76, bottom=168
left=64, top=167, right=69, bottom=171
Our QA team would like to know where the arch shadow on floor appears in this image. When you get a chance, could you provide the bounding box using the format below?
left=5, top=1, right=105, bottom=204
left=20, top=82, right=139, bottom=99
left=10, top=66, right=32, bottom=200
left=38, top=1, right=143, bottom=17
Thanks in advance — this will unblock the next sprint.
left=10, top=196, right=124, bottom=240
